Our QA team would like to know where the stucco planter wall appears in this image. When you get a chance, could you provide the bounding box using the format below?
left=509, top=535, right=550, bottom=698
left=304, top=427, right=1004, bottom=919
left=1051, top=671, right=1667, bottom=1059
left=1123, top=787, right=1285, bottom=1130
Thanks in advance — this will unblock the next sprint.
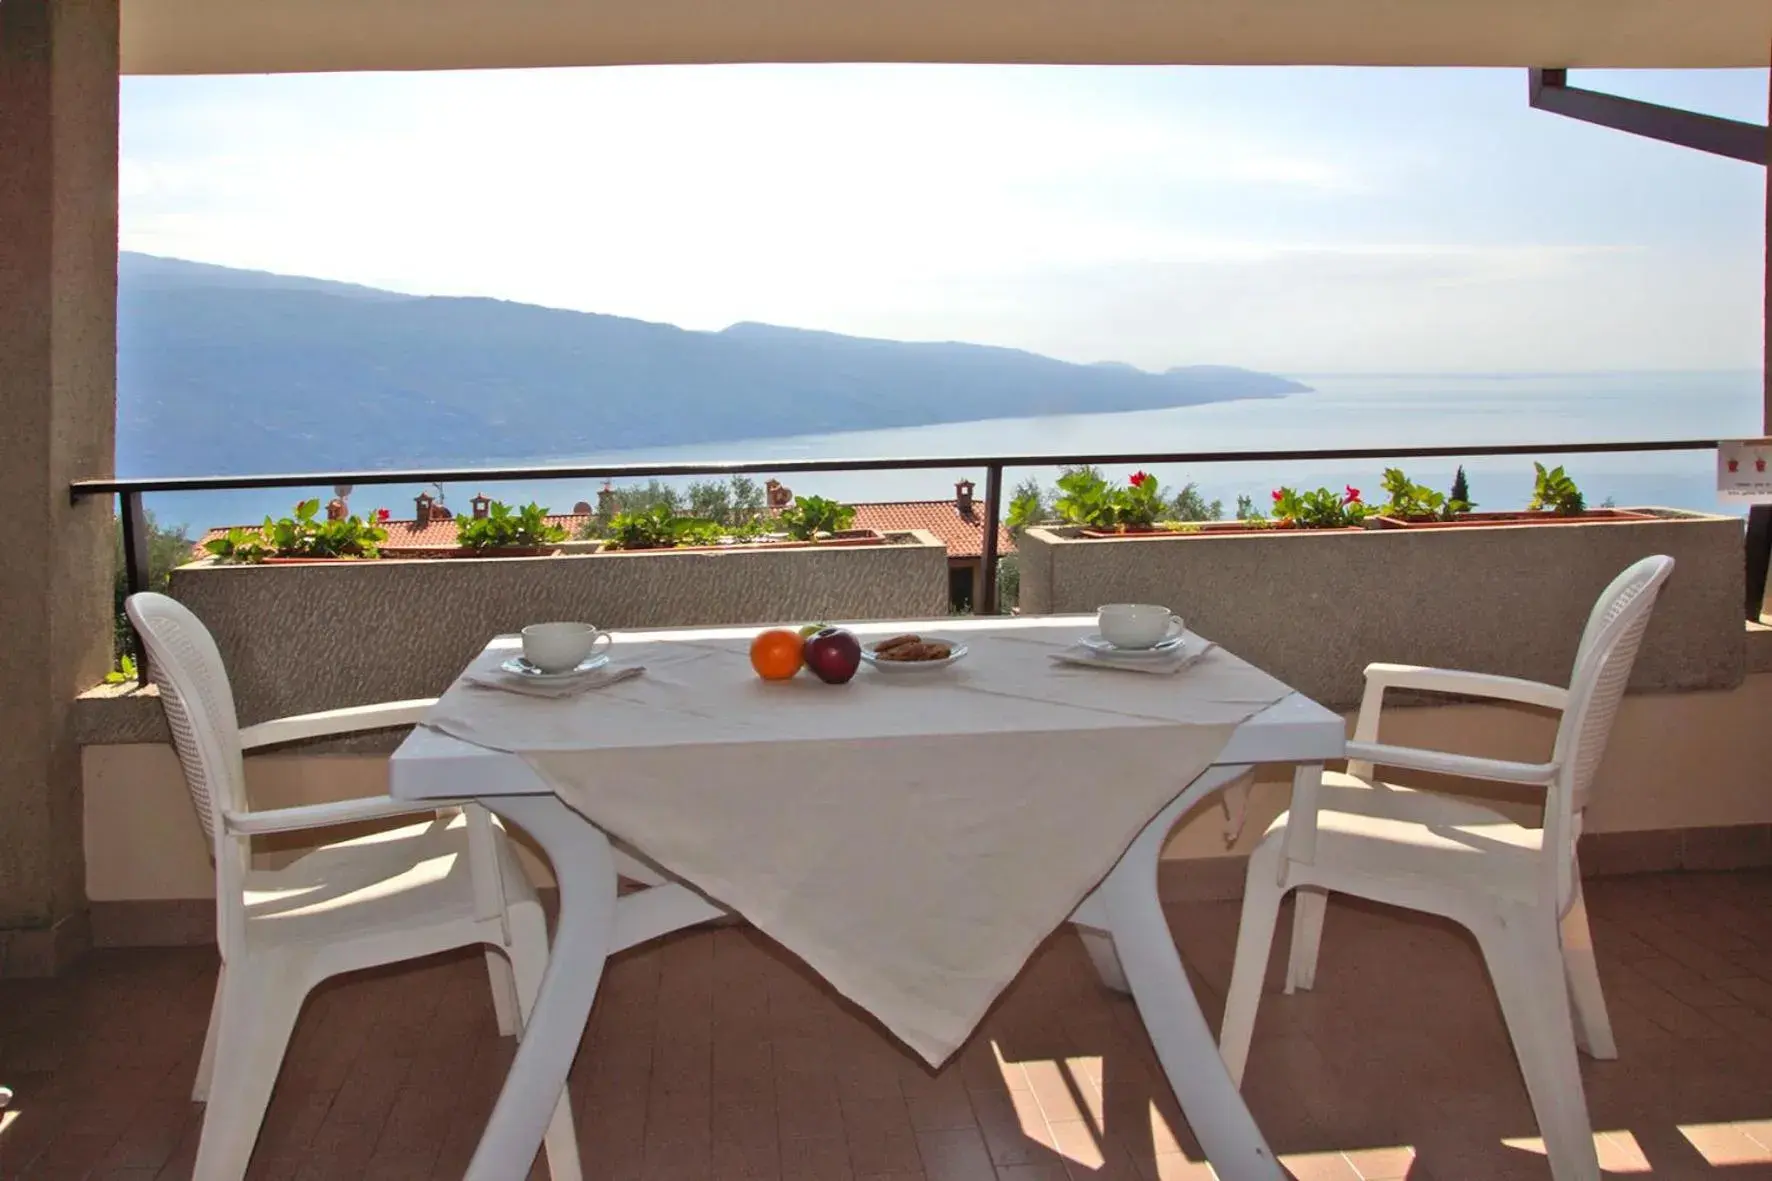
left=168, top=531, right=947, bottom=724
left=1017, top=510, right=1743, bottom=709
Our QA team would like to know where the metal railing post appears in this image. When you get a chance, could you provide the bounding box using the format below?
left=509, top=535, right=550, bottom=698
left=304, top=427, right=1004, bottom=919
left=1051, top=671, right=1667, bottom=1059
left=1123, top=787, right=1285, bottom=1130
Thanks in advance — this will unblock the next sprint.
left=980, top=463, right=1003, bottom=615
left=119, top=491, right=151, bottom=680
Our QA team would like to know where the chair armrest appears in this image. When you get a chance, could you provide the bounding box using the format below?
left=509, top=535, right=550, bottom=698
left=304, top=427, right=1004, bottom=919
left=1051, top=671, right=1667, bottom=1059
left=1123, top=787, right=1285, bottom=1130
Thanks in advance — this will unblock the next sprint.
left=223, top=795, right=461, bottom=835
left=1362, top=663, right=1567, bottom=711
left=1344, top=740, right=1558, bottom=786
left=238, top=699, right=438, bottom=750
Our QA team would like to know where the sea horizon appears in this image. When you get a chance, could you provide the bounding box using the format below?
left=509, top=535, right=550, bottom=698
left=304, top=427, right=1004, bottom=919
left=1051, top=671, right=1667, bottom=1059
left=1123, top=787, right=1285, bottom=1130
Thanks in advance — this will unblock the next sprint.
left=136, top=369, right=1762, bottom=534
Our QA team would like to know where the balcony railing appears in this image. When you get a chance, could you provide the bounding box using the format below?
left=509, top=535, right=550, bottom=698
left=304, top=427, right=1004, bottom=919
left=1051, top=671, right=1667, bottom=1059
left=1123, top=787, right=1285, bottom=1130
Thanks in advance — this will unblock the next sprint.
left=72, top=436, right=1753, bottom=678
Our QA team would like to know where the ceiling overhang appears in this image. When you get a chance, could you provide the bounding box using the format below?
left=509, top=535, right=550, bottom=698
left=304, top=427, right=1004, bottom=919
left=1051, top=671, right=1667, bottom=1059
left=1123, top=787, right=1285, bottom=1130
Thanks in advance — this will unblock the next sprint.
left=121, top=0, right=1772, bottom=76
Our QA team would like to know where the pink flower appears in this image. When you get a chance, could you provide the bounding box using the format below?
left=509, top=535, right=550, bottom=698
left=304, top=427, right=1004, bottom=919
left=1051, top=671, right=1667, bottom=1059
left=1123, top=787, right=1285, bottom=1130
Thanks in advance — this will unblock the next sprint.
left=1130, top=471, right=1150, bottom=488
left=1271, top=489, right=1283, bottom=503
left=1343, top=485, right=1361, bottom=505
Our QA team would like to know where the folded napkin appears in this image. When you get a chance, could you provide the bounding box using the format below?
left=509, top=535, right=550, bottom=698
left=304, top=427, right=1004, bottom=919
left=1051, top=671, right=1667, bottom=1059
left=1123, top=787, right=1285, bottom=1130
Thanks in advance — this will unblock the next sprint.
left=463, top=663, right=645, bottom=699
left=1048, top=637, right=1217, bottom=675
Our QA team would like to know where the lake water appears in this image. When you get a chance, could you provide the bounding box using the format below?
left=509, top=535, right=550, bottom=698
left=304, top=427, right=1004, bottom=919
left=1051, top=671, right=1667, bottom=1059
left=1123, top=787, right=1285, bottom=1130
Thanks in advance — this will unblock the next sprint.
left=145, top=370, right=1764, bottom=533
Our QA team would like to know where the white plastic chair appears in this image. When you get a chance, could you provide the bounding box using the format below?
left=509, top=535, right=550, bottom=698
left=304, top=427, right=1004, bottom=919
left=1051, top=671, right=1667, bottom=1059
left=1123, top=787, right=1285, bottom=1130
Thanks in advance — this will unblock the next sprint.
left=1218, top=555, right=1675, bottom=1181
left=125, top=592, right=582, bottom=1181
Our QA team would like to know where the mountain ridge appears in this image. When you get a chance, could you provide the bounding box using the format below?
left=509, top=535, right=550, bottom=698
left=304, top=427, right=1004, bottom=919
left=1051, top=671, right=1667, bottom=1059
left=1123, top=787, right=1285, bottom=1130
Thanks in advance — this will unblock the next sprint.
left=116, top=252, right=1311, bottom=477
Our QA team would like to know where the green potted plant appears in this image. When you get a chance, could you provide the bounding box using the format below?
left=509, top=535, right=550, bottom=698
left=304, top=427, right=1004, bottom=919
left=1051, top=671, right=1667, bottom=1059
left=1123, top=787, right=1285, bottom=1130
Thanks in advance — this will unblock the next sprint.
left=1528, top=463, right=1585, bottom=515
left=1375, top=463, right=1646, bottom=529
left=453, top=501, right=567, bottom=556
left=778, top=495, right=858, bottom=542
left=1064, top=470, right=1178, bottom=535
left=602, top=504, right=727, bottom=551
left=1369, top=467, right=1470, bottom=526
left=204, top=499, right=390, bottom=564
left=1269, top=484, right=1373, bottom=530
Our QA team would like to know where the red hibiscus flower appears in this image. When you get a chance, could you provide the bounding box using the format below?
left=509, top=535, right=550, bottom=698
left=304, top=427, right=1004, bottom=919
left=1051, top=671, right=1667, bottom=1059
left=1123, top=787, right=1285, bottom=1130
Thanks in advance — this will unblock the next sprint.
left=377, top=508, right=391, bottom=521
left=1130, top=471, right=1149, bottom=488
left=1271, top=489, right=1284, bottom=503
left=1343, top=485, right=1361, bottom=505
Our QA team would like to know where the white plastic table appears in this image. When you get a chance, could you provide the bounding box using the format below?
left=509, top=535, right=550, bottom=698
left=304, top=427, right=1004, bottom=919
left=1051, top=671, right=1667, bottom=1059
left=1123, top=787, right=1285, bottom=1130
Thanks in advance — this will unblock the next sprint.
left=390, top=616, right=1344, bottom=1181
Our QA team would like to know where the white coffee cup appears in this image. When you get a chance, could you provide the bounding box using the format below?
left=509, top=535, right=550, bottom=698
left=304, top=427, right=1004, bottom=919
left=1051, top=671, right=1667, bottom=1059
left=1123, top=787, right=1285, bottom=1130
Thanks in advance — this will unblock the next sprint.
left=1098, top=603, right=1184, bottom=650
left=521, top=622, right=612, bottom=673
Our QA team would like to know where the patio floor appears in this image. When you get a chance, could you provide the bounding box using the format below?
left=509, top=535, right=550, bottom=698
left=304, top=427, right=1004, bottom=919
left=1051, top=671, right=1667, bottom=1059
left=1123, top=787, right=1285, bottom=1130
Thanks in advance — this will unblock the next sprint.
left=6, top=869, right=1772, bottom=1181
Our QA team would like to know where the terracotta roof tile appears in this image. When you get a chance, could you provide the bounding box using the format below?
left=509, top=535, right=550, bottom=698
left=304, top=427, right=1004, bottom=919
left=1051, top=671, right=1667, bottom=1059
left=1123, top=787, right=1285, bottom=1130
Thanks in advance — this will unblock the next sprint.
left=849, top=501, right=1014, bottom=560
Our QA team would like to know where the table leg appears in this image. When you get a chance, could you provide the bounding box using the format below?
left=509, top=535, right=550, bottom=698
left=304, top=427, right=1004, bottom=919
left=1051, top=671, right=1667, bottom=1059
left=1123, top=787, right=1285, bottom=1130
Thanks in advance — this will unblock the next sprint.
left=1095, top=764, right=1285, bottom=1181
left=468, top=795, right=618, bottom=1181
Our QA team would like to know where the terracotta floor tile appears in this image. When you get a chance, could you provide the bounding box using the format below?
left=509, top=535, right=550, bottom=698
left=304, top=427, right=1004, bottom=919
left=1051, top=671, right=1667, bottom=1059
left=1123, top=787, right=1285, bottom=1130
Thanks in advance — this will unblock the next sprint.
left=842, top=1097, right=923, bottom=1175
left=1593, top=1130, right=1653, bottom=1173
left=971, top=1088, right=1058, bottom=1167
left=1677, top=1120, right=1772, bottom=1166
left=995, top=1166, right=1071, bottom=1181
left=1141, top=1154, right=1216, bottom=1181
left=8, top=871, right=1772, bottom=1180
left=913, top=1127, right=997, bottom=1181
left=900, top=1071, right=978, bottom=1132
left=1339, top=1145, right=1416, bottom=1180
left=1279, top=1150, right=1362, bottom=1180
left=780, top=1133, right=854, bottom=1180
left=1044, top=1119, right=1107, bottom=1170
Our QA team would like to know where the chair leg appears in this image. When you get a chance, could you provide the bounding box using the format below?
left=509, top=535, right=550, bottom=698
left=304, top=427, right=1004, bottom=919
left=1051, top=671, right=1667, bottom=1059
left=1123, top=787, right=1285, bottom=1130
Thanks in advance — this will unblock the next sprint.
left=1077, top=926, right=1132, bottom=994
left=191, top=958, right=306, bottom=1181
left=506, top=905, right=585, bottom=1181
left=1559, top=883, right=1617, bottom=1060
left=1285, top=887, right=1328, bottom=994
left=192, top=962, right=226, bottom=1102
left=1219, top=859, right=1287, bottom=1089
left=1477, top=915, right=1600, bottom=1181
left=486, top=947, right=521, bottom=1038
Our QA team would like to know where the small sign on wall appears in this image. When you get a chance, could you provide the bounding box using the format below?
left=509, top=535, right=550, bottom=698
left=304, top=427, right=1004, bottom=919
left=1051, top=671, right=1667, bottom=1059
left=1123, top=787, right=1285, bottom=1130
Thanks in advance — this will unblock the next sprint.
left=1718, top=439, right=1772, bottom=504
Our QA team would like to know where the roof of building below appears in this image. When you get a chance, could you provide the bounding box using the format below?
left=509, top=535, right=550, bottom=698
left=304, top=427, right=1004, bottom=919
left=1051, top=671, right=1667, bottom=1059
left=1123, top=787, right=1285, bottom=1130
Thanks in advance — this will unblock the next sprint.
left=849, top=501, right=1014, bottom=561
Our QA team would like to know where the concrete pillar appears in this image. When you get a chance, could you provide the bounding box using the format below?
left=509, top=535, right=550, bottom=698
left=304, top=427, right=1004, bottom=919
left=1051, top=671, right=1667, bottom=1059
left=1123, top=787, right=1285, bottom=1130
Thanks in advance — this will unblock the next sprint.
left=0, top=0, right=119, bottom=976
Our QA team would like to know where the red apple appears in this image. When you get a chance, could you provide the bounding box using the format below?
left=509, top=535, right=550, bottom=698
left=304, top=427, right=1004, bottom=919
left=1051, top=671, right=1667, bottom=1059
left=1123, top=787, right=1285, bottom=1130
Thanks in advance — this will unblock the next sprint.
left=803, top=627, right=862, bottom=684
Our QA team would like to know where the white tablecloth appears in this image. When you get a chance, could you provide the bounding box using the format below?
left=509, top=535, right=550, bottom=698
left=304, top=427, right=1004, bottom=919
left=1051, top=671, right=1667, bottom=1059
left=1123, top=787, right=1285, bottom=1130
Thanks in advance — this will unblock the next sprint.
left=423, top=623, right=1288, bottom=1064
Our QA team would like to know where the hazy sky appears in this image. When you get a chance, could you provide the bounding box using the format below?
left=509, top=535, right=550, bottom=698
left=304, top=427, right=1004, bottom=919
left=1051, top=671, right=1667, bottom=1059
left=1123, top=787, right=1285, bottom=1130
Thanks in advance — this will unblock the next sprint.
left=121, top=65, right=1767, bottom=374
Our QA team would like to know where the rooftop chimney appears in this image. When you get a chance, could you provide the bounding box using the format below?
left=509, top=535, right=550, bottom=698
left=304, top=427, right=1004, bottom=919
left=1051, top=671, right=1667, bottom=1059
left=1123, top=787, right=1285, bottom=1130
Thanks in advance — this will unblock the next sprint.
left=596, top=481, right=616, bottom=517
left=414, top=491, right=435, bottom=526
left=470, top=492, right=491, bottom=520
left=955, top=479, right=976, bottom=514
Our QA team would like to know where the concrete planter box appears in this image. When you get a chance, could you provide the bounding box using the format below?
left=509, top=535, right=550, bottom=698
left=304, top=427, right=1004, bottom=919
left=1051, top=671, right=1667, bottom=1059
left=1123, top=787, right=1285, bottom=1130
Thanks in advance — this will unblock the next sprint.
left=1018, top=509, right=1743, bottom=709
left=169, top=531, right=947, bottom=724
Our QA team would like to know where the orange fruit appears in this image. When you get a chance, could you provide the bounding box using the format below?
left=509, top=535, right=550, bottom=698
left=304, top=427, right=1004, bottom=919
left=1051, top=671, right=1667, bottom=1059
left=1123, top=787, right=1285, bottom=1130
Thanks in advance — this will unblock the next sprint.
left=750, top=628, right=805, bottom=680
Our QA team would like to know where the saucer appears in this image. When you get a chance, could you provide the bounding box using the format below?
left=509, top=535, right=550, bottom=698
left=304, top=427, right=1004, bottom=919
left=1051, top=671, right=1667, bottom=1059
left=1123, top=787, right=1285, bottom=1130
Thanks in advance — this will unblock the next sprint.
left=1078, top=633, right=1185, bottom=658
left=501, top=653, right=610, bottom=679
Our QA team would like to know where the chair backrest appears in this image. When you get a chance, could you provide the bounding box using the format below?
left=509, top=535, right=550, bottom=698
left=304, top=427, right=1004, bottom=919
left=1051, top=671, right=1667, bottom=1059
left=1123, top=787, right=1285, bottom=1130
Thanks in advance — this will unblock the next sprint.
left=125, top=592, right=252, bottom=955
left=1544, top=555, right=1674, bottom=906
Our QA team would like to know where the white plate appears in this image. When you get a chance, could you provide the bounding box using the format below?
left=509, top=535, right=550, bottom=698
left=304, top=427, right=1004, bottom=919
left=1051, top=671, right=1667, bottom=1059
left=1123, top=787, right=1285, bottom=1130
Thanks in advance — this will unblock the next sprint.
left=860, top=639, right=969, bottom=674
left=500, top=653, right=610, bottom=679
left=1078, top=633, right=1185, bottom=658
